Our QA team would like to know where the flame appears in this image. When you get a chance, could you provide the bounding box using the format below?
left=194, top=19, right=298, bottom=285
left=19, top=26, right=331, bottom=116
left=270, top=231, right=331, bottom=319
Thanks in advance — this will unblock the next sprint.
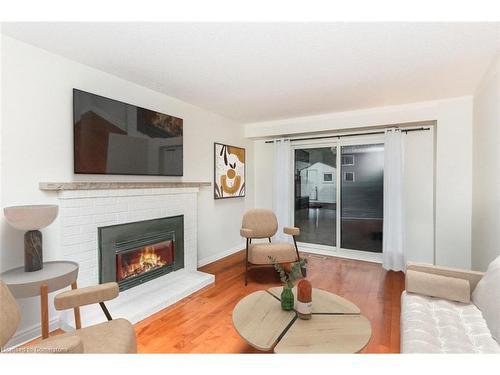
left=118, top=245, right=168, bottom=280
left=139, top=246, right=164, bottom=268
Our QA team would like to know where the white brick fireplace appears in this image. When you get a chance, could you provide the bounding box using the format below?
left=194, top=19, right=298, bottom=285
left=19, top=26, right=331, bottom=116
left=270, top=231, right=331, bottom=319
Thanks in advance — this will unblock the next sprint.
left=41, top=182, right=214, bottom=329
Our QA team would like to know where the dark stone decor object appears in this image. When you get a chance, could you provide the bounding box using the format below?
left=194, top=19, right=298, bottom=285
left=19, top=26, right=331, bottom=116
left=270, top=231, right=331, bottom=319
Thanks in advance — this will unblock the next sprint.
left=24, top=230, right=43, bottom=272
left=4, top=205, right=59, bottom=272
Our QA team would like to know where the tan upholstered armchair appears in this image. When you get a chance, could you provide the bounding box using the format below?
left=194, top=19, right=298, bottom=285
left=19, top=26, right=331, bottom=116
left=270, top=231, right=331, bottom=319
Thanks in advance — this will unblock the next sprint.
left=240, top=208, right=301, bottom=285
left=0, top=280, right=136, bottom=353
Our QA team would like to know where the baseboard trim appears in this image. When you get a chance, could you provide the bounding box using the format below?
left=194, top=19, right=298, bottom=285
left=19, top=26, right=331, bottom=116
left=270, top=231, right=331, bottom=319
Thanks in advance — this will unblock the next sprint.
left=197, top=242, right=245, bottom=268
left=299, top=246, right=382, bottom=264
left=5, top=316, right=60, bottom=349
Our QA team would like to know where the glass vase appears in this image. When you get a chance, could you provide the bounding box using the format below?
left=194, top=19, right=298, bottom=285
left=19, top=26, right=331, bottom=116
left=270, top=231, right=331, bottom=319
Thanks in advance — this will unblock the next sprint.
left=281, top=286, right=294, bottom=311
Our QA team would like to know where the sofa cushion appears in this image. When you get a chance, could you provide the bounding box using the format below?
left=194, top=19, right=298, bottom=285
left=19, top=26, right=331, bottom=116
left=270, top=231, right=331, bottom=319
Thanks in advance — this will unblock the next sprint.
left=401, top=291, right=500, bottom=353
left=248, top=243, right=297, bottom=264
left=472, top=255, right=500, bottom=342
left=26, top=335, right=84, bottom=354
left=406, top=269, right=470, bottom=303
left=41, top=318, right=137, bottom=353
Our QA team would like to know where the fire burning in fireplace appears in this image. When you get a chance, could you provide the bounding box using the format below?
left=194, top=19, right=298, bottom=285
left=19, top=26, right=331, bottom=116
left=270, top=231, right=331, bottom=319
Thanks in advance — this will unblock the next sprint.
left=116, top=240, right=174, bottom=282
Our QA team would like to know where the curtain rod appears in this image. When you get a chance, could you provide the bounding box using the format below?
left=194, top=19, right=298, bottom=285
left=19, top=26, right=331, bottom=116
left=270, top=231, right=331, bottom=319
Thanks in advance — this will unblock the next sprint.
left=264, top=127, right=431, bottom=144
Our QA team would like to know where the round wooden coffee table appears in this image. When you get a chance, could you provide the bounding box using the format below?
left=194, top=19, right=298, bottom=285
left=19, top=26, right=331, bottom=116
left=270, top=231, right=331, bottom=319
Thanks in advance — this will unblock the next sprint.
left=232, top=286, right=372, bottom=353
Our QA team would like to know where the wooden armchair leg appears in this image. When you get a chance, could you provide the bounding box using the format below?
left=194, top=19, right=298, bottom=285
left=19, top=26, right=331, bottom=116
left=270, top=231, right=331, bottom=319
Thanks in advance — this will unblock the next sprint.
left=71, top=281, right=82, bottom=329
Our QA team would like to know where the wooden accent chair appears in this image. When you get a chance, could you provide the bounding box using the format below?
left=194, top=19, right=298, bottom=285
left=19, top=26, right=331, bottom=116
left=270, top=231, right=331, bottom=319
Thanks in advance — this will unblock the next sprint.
left=240, top=208, right=301, bottom=285
left=0, top=280, right=137, bottom=353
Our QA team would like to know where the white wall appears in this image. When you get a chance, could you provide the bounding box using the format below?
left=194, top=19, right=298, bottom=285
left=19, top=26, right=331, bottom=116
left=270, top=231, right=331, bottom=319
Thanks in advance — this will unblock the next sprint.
left=472, top=52, right=500, bottom=272
left=248, top=96, right=473, bottom=269
left=404, top=129, right=435, bottom=264
left=0, top=35, right=252, bottom=342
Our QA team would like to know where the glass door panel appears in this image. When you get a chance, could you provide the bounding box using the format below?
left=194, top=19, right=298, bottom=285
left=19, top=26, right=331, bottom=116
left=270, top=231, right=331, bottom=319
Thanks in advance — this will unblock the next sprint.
left=340, top=144, right=384, bottom=252
left=294, top=147, right=336, bottom=246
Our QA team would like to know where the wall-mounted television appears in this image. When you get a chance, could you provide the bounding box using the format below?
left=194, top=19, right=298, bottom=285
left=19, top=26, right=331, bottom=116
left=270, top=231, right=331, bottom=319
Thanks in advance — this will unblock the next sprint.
left=73, top=89, right=183, bottom=176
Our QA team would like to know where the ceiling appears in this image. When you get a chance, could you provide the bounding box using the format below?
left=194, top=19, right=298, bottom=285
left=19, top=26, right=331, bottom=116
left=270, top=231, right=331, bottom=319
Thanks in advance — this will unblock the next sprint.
left=2, top=22, right=499, bottom=123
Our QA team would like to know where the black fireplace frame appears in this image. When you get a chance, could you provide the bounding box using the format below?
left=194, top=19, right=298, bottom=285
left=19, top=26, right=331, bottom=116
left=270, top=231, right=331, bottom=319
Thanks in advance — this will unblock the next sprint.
left=98, top=215, right=184, bottom=291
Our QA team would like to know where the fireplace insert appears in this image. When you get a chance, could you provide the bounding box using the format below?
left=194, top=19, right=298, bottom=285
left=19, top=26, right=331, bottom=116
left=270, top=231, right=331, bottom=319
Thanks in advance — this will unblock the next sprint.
left=98, top=215, right=184, bottom=291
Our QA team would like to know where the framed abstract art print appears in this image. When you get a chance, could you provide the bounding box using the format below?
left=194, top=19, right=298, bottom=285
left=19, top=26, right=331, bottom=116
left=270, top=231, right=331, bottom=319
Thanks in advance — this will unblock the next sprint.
left=214, top=143, right=245, bottom=199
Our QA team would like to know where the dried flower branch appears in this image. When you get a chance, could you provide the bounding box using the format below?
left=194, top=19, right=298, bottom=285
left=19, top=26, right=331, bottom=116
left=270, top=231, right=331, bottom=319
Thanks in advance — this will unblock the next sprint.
left=268, top=256, right=307, bottom=288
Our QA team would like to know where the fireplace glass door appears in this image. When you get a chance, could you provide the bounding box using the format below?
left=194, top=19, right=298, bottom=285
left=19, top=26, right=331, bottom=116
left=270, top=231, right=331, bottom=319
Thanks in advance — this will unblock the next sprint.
left=116, top=240, right=174, bottom=282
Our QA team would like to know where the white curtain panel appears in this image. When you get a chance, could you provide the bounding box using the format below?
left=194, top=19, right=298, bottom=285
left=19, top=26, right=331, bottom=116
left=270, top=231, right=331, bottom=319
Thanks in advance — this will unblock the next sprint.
left=383, top=129, right=406, bottom=271
left=273, top=138, right=292, bottom=243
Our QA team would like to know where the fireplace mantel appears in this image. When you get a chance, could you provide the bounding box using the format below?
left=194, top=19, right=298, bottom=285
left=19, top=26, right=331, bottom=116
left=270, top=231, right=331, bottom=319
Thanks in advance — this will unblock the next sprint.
left=39, top=181, right=211, bottom=191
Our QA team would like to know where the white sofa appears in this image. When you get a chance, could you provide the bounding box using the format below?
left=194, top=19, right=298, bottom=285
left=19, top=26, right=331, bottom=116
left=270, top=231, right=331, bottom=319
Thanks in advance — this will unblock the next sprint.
left=401, top=256, right=500, bottom=353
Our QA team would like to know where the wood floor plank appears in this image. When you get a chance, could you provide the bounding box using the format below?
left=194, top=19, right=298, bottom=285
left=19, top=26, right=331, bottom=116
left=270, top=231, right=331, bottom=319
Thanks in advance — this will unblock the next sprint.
left=26, top=251, right=404, bottom=353
left=134, top=251, right=405, bottom=353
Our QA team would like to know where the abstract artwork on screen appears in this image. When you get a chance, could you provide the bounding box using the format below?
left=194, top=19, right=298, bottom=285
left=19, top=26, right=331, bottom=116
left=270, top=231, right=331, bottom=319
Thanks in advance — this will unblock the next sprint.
left=214, top=143, right=245, bottom=199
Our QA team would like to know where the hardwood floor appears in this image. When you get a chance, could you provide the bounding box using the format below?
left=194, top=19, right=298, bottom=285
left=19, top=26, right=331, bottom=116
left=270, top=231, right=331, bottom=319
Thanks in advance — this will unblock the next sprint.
left=134, top=251, right=405, bottom=353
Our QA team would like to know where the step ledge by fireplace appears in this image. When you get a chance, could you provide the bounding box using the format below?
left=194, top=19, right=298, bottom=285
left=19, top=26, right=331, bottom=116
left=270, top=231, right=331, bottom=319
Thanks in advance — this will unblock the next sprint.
left=60, top=269, right=214, bottom=329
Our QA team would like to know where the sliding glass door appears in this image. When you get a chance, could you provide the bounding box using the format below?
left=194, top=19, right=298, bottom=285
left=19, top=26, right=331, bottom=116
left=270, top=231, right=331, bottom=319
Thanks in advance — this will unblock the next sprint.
left=340, top=144, right=384, bottom=253
left=294, top=147, right=337, bottom=246
left=293, top=137, right=384, bottom=257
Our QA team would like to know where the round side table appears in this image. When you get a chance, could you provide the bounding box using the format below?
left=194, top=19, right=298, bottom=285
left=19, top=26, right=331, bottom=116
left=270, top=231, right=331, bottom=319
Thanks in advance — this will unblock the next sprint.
left=1, top=261, right=79, bottom=339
